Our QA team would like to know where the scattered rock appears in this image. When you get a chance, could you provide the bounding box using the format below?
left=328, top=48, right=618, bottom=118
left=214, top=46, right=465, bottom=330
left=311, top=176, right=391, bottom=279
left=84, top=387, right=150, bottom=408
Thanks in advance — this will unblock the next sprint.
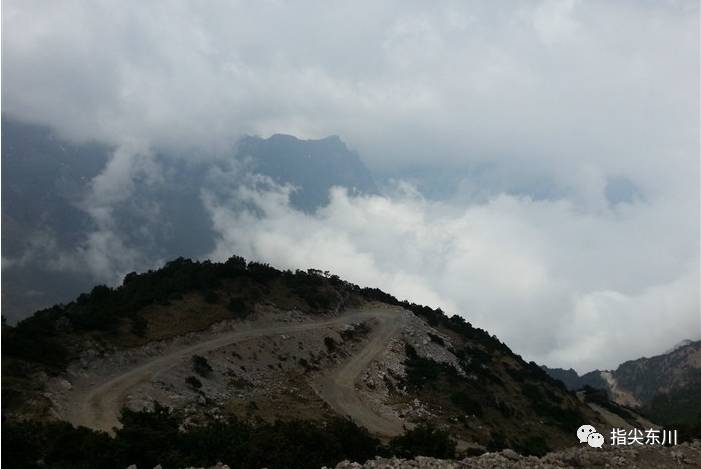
left=500, top=448, right=521, bottom=461
left=331, top=441, right=701, bottom=468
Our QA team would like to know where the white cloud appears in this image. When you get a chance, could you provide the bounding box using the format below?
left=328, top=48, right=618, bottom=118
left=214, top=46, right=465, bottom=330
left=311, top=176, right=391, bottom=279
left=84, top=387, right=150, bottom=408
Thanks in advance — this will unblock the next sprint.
left=204, top=179, right=699, bottom=372
left=529, top=0, right=580, bottom=46
left=2, top=2, right=697, bottom=179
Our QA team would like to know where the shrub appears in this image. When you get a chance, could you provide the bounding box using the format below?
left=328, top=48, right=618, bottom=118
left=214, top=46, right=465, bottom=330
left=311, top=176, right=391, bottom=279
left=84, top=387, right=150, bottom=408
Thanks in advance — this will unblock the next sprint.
left=192, top=355, right=212, bottom=378
left=227, top=297, right=248, bottom=317
left=130, top=315, right=148, bottom=337
left=203, top=291, right=219, bottom=304
left=1, top=408, right=473, bottom=468
left=487, top=431, right=507, bottom=452
left=1, top=420, right=116, bottom=469
left=2, top=326, right=69, bottom=370
left=115, top=403, right=181, bottom=468
left=389, top=423, right=456, bottom=459
left=403, top=344, right=459, bottom=388
left=428, top=333, right=445, bottom=346
left=515, top=435, right=550, bottom=457
left=298, top=358, right=313, bottom=371
left=186, top=376, right=202, bottom=389
left=324, top=336, right=337, bottom=352
left=450, top=391, right=483, bottom=416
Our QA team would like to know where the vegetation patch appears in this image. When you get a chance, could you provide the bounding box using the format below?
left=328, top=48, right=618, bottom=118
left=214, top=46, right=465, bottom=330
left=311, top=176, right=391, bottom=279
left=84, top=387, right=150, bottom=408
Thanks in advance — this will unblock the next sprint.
left=191, top=355, right=213, bottom=378
left=0, top=405, right=460, bottom=469
left=388, top=423, right=456, bottom=460
left=186, top=376, right=202, bottom=389
left=403, top=343, right=460, bottom=389
left=324, top=336, right=337, bottom=352
left=450, top=391, right=483, bottom=417
left=427, top=332, right=445, bottom=346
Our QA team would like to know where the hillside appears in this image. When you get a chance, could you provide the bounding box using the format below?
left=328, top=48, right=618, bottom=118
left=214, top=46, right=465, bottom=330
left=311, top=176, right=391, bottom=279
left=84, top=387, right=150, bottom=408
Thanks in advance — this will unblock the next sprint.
left=2, top=256, right=660, bottom=468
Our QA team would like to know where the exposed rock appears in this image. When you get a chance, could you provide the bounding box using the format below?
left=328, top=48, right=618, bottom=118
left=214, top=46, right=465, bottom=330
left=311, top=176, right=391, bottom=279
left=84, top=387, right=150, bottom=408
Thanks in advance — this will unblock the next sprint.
left=331, top=440, right=701, bottom=468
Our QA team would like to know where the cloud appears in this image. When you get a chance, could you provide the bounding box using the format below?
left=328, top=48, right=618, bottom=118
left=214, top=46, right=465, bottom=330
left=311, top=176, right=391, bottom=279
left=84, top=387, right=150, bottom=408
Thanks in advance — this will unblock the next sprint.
left=49, top=144, right=166, bottom=282
left=3, top=1, right=697, bottom=213
left=204, top=178, right=699, bottom=372
left=2, top=2, right=697, bottom=178
left=528, top=0, right=580, bottom=46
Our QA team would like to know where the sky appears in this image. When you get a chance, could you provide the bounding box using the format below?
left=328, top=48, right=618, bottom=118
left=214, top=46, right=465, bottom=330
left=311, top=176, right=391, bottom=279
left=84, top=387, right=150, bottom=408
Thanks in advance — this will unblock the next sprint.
left=2, top=0, right=700, bottom=371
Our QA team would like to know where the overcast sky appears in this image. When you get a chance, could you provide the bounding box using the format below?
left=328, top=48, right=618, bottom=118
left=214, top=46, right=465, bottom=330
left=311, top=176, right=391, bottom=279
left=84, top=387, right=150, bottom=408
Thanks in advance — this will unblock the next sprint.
left=2, top=0, right=699, bottom=371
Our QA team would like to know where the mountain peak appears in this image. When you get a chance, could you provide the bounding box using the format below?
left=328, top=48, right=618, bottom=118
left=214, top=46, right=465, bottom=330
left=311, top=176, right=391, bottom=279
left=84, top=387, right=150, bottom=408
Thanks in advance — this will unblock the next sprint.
left=236, top=132, right=377, bottom=210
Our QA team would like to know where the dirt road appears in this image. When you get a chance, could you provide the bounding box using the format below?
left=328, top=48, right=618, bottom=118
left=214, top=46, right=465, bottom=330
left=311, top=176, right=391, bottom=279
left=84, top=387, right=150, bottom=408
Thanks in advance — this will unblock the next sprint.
left=62, top=308, right=405, bottom=436
left=312, top=310, right=407, bottom=436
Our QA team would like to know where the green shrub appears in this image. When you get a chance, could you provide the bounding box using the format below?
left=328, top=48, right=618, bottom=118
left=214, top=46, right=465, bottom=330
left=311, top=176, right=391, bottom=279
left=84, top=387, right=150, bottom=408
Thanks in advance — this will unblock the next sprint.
left=515, top=435, right=550, bottom=457
left=192, top=355, right=212, bottom=378
left=186, top=376, right=202, bottom=389
left=324, top=336, right=337, bottom=352
left=428, top=333, right=444, bottom=346
left=403, top=344, right=459, bottom=388
left=115, top=403, right=181, bottom=468
left=130, top=315, right=148, bottom=337
left=389, top=423, right=456, bottom=459
left=227, top=297, right=248, bottom=317
left=450, top=391, right=483, bottom=416
left=2, top=407, right=383, bottom=469
left=203, top=291, right=220, bottom=304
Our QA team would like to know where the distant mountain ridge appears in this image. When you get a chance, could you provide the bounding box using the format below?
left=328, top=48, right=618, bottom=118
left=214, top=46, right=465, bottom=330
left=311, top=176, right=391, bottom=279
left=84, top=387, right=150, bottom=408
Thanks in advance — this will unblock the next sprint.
left=543, top=340, right=701, bottom=426
left=539, top=367, right=607, bottom=393
left=1, top=116, right=377, bottom=322
left=238, top=133, right=378, bottom=210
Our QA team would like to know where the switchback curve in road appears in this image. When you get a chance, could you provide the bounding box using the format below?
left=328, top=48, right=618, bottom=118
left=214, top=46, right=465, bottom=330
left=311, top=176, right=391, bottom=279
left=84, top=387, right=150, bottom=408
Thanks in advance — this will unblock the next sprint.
left=62, top=308, right=405, bottom=436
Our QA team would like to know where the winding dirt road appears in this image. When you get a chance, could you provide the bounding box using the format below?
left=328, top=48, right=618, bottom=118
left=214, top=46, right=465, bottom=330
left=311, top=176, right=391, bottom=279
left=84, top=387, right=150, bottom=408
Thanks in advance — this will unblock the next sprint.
left=312, top=310, right=406, bottom=436
left=62, top=308, right=406, bottom=436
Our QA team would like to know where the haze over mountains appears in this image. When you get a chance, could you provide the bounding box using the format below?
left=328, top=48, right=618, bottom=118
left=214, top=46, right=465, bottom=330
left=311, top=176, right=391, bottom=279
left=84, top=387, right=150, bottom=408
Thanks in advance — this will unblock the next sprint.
left=2, top=117, right=377, bottom=322
left=2, top=112, right=699, bottom=374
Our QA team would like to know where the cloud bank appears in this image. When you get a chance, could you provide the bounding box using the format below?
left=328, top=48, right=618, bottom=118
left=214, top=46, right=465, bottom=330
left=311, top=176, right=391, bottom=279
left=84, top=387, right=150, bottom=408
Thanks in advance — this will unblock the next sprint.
left=3, top=1, right=698, bottom=175
left=204, top=177, right=699, bottom=372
